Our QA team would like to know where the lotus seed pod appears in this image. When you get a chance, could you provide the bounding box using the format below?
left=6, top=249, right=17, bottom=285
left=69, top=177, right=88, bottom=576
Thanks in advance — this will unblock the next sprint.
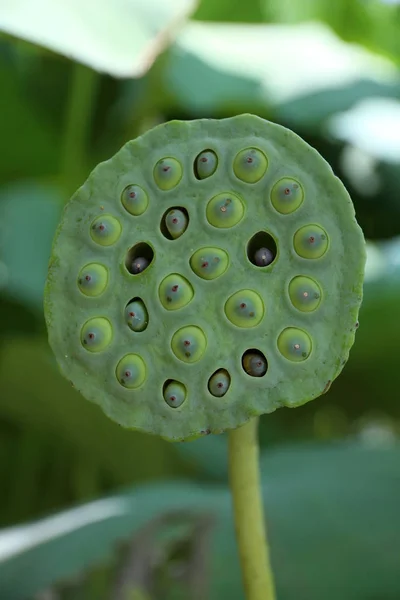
left=171, top=326, right=207, bottom=363
left=289, top=276, right=322, bottom=312
left=225, top=290, right=264, bottom=328
left=277, top=328, right=312, bottom=362
left=271, top=178, right=304, bottom=214
left=130, top=257, right=149, bottom=274
left=45, top=115, right=365, bottom=441
left=78, top=263, right=108, bottom=297
left=190, top=247, right=229, bottom=280
left=125, top=299, right=148, bottom=332
left=233, top=148, right=268, bottom=183
left=159, top=274, right=194, bottom=310
left=121, top=185, right=149, bottom=216
left=90, top=215, right=122, bottom=246
left=81, top=317, right=113, bottom=353
left=165, top=209, right=188, bottom=239
left=206, top=192, right=244, bottom=228
left=294, top=224, right=329, bottom=259
left=163, top=380, right=187, bottom=408
left=208, top=369, right=231, bottom=397
left=116, top=354, right=146, bottom=389
left=154, top=157, right=183, bottom=190
left=195, top=150, right=218, bottom=179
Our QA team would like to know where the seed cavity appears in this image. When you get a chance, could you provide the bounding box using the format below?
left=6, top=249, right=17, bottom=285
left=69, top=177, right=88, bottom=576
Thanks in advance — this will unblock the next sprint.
left=121, top=184, right=149, bottom=216
left=233, top=148, right=268, bottom=183
left=190, top=247, right=229, bottom=280
left=80, top=317, right=113, bottom=353
left=242, top=349, right=268, bottom=377
left=116, top=354, right=146, bottom=388
left=208, top=369, right=231, bottom=397
left=171, top=326, right=207, bottom=363
left=125, top=298, right=149, bottom=332
left=194, top=149, right=218, bottom=179
left=159, top=274, right=194, bottom=310
left=163, top=379, right=187, bottom=408
left=125, top=242, right=154, bottom=275
left=247, top=231, right=277, bottom=267
left=161, top=207, right=189, bottom=240
left=225, top=290, right=264, bottom=328
left=78, top=263, right=108, bottom=297
left=271, top=178, right=304, bottom=214
left=90, top=215, right=122, bottom=246
left=294, top=224, right=329, bottom=259
left=206, top=192, right=244, bottom=228
left=277, top=327, right=312, bottom=362
left=154, top=157, right=183, bottom=190
left=288, top=276, right=322, bottom=312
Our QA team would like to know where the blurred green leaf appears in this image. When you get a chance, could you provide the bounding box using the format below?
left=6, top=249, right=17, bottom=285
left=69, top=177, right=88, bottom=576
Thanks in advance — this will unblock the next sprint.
left=0, top=0, right=198, bottom=78
left=0, top=442, right=399, bottom=600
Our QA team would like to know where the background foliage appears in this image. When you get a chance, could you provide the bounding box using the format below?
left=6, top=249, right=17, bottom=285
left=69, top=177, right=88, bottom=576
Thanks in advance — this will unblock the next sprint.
left=0, top=0, right=399, bottom=598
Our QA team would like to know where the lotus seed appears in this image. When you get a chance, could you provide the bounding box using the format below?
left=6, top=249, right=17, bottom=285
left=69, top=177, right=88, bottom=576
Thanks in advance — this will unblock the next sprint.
left=225, top=290, right=264, bottom=328
left=208, top=369, right=231, bottom=397
left=206, top=192, right=244, bottom=228
left=242, top=351, right=268, bottom=377
left=171, top=326, right=207, bottom=363
left=277, top=327, right=312, bottom=362
left=163, top=380, right=187, bottom=408
left=77, top=263, right=108, bottom=297
left=80, top=317, right=113, bottom=353
left=130, top=257, right=149, bottom=274
left=254, top=247, right=274, bottom=267
left=90, top=215, right=122, bottom=246
left=190, top=247, right=229, bottom=280
left=271, top=178, right=304, bottom=214
left=289, top=276, right=322, bottom=312
left=233, top=148, right=268, bottom=184
left=294, top=224, right=329, bottom=259
left=116, top=354, right=146, bottom=388
left=154, top=157, right=183, bottom=191
left=195, top=150, right=218, bottom=179
left=125, top=299, right=148, bottom=332
left=165, top=209, right=188, bottom=239
left=159, top=274, right=194, bottom=310
left=121, top=185, right=149, bottom=216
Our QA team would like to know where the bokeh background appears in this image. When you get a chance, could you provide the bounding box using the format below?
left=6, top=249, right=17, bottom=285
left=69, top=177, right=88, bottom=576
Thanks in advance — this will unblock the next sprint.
left=0, top=1, right=400, bottom=599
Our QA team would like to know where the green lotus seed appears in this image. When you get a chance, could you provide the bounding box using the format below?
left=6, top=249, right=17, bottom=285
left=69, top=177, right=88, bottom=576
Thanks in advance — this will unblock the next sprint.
left=130, top=257, right=149, bottom=274
left=289, top=276, right=322, bottom=312
left=163, top=380, right=187, bottom=408
left=224, top=290, right=264, bottom=328
left=190, top=247, right=229, bottom=280
left=254, top=247, right=274, bottom=267
left=77, top=263, right=108, bottom=297
left=171, top=326, right=207, bottom=363
left=80, top=317, right=113, bottom=353
left=195, top=150, right=218, bottom=179
left=121, top=185, right=149, bottom=216
left=159, top=274, right=194, bottom=310
left=206, top=192, right=244, bottom=228
left=294, top=224, right=329, bottom=259
left=242, top=351, right=267, bottom=377
left=90, top=215, right=122, bottom=246
left=208, top=369, right=231, bottom=397
left=271, top=178, right=304, bottom=214
left=116, top=354, right=146, bottom=388
left=233, top=148, right=268, bottom=183
left=165, top=209, right=188, bottom=239
left=125, top=299, right=148, bottom=332
left=277, top=327, right=312, bottom=362
left=154, top=157, right=183, bottom=191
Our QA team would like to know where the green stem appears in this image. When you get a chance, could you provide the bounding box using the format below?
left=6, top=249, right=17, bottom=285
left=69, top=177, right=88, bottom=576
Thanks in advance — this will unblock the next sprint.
left=228, top=417, right=276, bottom=600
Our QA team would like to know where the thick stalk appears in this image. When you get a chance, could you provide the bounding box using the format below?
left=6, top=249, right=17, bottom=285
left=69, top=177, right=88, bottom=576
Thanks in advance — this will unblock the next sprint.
left=228, top=417, right=276, bottom=600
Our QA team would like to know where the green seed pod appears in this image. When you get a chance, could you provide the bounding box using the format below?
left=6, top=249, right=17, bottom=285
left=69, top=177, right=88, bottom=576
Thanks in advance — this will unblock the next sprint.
left=277, top=328, right=312, bottom=362
left=171, top=326, right=207, bottom=363
left=163, top=380, right=187, bottom=408
left=271, top=178, right=304, bottom=214
left=190, top=247, right=229, bottom=280
left=195, top=150, right=218, bottom=179
left=78, top=263, right=108, bottom=297
left=90, top=215, right=122, bottom=246
left=125, top=299, right=148, bottom=332
left=233, top=148, right=268, bottom=183
left=159, top=274, right=194, bottom=310
left=154, top=157, right=183, bottom=191
left=116, top=354, right=146, bottom=388
left=294, top=224, right=329, bottom=259
left=225, top=290, right=264, bottom=328
left=288, top=276, right=322, bottom=312
left=208, top=369, right=231, bottom=397
left=80, top=317, right=112, bottom=353
left=121, top=185, right=149, bottom=216
left=165, top=209, right=188, bottom=239
left=206, top=192, right=244, bottom=228
left=45, top=115, right=365, bottom=441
